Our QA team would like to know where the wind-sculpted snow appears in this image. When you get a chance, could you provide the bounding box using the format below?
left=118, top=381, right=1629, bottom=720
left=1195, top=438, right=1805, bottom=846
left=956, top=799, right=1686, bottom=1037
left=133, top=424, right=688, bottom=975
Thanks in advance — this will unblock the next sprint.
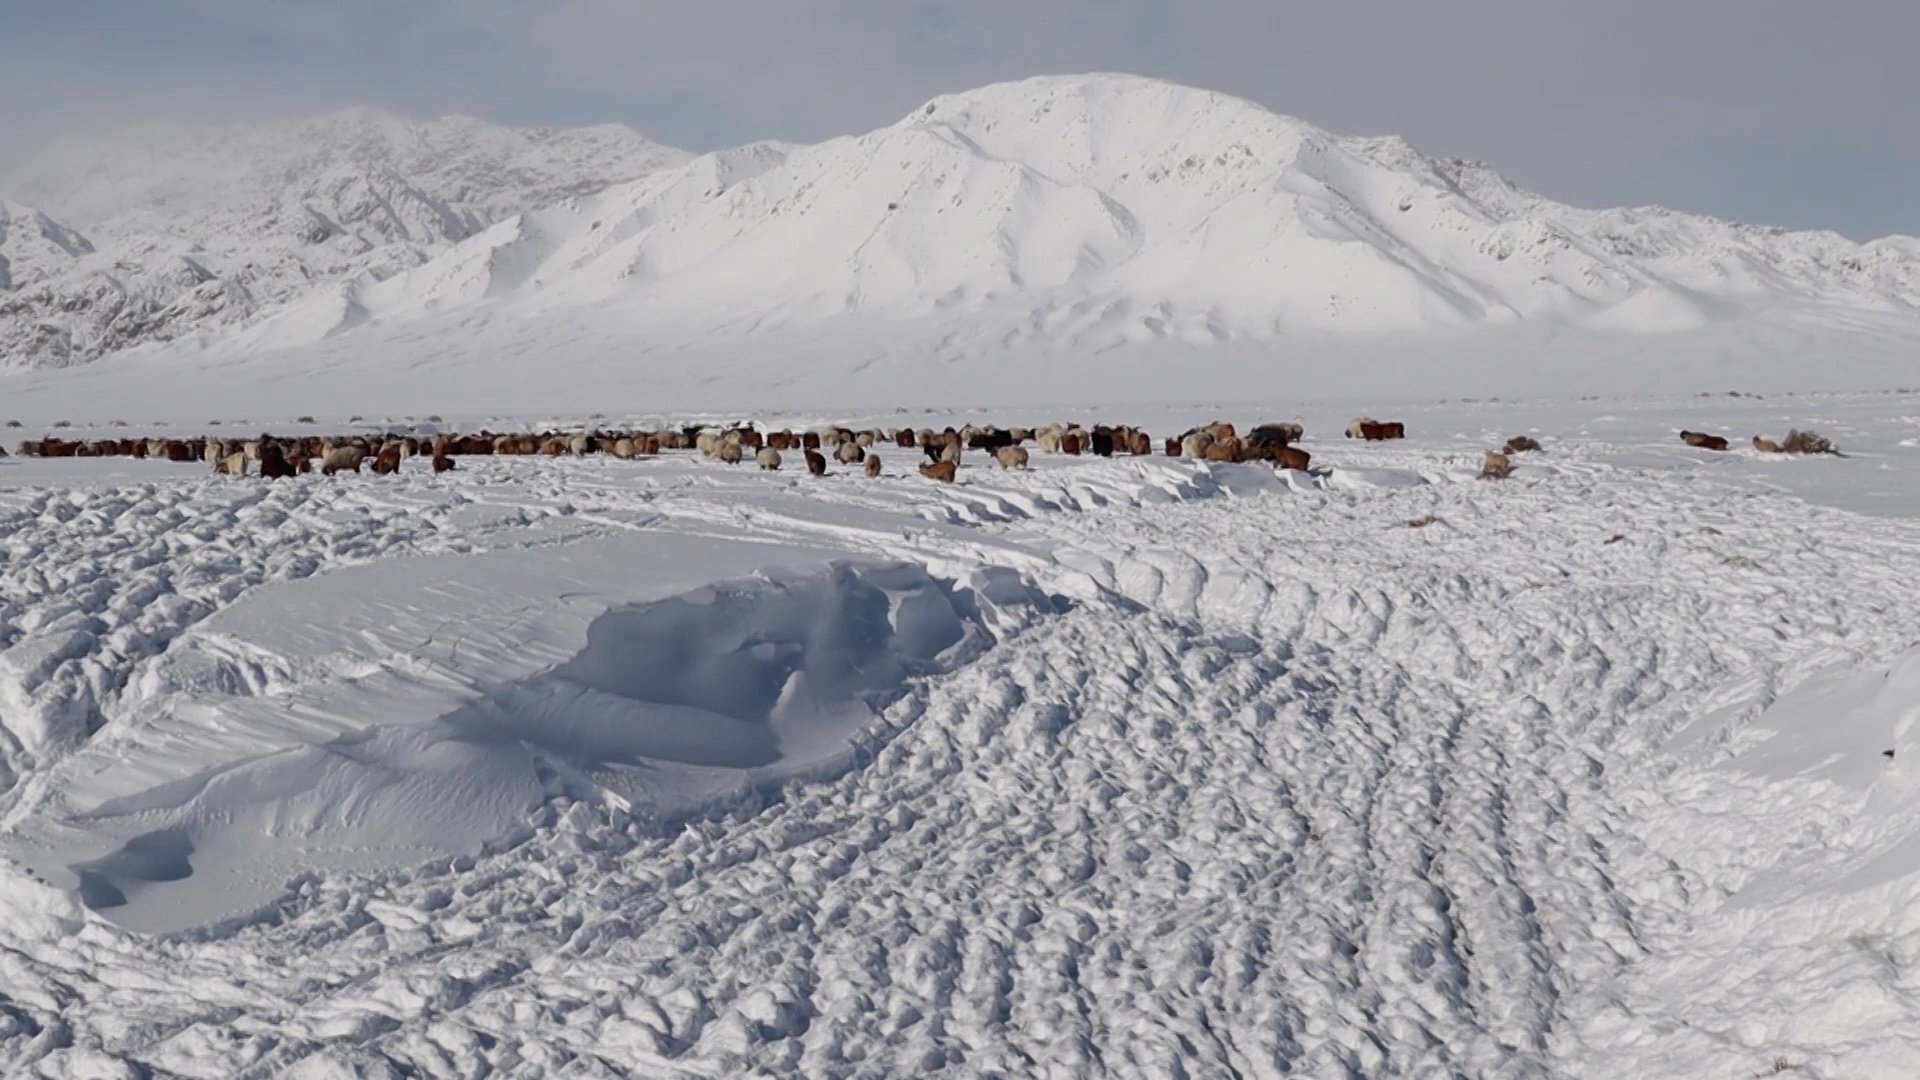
left=6, top=405, right=1920, bottom=1076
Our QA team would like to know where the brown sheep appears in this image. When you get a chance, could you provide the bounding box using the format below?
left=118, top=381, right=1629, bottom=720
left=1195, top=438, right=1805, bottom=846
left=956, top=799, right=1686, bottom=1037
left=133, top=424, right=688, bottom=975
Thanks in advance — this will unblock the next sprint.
left=864, top=454, right=883, bottom=478
left=432, top=453, right=456, bottom=474
left=370, top=445, right=403, bottom=475
left=1358, top=421, right=1405, bottom=441
left=919, top=460, right=957, bottom=483
left=1060, top=432, right=1083, bottom=456
left=1504, top=435, right=1543, bottom=454
left=1128, top=430, right=1152, bottom=456
left=1481, top=451, right=1512, bottom=480
left=757, top=447, right=782, bottom=470
left=1165, top=437, right=1183, bottom=457
left=1273, top=446, right=1312, bottom=471
left=163, top=440, right=194, bottom=462
left=1680, top=430, right=1730, bottom=452
left=1202, top=438, right=1244, bottom=463
left=715, top=442, right=743, bottom=465
left=893, top=428, right=917, bottom=449
left=805, top=449, right=828, bottom=476
left=769, top=431, right=796, bottom=451
left=801, top=432, right=822, bottom=451
left=994, top=445, right=1030, bottom=469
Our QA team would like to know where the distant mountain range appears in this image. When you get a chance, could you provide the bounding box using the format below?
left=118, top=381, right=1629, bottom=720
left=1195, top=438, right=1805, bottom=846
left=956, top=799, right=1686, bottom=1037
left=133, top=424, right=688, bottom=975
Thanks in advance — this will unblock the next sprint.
left=4, top=74, right=1917, bottom=409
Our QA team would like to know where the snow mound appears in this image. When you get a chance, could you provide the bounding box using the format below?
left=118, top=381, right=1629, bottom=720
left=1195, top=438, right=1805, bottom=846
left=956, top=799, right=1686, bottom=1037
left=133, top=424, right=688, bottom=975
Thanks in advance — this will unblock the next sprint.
left=5, top=552, right=1049, bottom=933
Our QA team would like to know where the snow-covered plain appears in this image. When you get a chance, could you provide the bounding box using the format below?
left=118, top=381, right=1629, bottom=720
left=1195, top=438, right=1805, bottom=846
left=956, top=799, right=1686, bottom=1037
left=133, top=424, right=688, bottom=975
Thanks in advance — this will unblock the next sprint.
left=6, top=393, right=1920, bottom=1077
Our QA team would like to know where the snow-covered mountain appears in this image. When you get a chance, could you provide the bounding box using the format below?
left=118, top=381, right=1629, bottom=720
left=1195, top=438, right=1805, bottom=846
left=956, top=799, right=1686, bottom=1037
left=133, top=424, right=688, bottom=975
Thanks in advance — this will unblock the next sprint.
left=0, top=109, right=688, bottom=368
left=220, top=73, right=1920, bottom=358
left=6, top=73, right=1920, bottom=405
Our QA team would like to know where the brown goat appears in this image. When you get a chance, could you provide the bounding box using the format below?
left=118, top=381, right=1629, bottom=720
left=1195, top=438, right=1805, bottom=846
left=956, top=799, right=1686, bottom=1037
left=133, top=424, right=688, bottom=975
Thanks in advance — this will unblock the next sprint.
left=258, top=442, right=295, bottom=480
left=1358, top=421, right=1405, bottom=442
left=805, top=449, right=827, bottom=476
left=919, top=460, right=957, bottom=483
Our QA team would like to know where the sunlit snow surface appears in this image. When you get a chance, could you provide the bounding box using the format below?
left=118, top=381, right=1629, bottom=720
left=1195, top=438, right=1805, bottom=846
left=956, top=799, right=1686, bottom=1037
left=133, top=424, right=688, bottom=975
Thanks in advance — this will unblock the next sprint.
left=5, top=393, right=1920, bottom=1076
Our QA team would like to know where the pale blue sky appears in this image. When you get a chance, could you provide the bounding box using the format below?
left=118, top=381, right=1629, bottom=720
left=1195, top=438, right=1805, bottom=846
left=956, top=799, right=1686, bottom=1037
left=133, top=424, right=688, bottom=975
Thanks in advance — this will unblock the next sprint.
left=2, top=0, right=1913, bottom=239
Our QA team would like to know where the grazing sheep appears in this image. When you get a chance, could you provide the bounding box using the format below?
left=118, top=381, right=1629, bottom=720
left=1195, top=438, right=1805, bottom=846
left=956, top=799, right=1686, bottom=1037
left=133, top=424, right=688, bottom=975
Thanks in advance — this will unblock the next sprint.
left=893, top=428, right=916, bottom=449
left=855, top=430, right=876, bottom=448
left=864, top=454, right=883, bottom=478
left=1481, top=451, right=1512, bottom=480
left=1060, top=432, right=1084, bottom=456
left=1752, top=436, right=1783, bottom=454
left=1504, top=435, right=1543, bottom=454
left=738, top=428, right=764, bottom=450
left=319, top=447, right=362, bottom=475
left=370, top=445, right=403, bottom=475
left=995, top=445, right=1030, bottom=469
left=610, top=437, right=637, bottom=459
left=1680, top=430, right=1730, bottom=451
left=1180, top=431, right=1214, bottom=459
left=1273, top=446, right=1312, bottom=471
left=805, top=449, right=828, bottom=476
left=1356, top=421, right=1405, bottom=441
left=836, top=441, right=865, bottom=465
left=258, top=442, right=295, bottom=480
left=433, top=453, right=456, bottom=473
left=716, top=442, right=743, bottom=465
left=757, top=447, right=782, bottom=470
left=919, top=460, right=957, bottom=483
left=801, top=432, right=822, bottom=451
left=768, top=431, right=795, bottom=451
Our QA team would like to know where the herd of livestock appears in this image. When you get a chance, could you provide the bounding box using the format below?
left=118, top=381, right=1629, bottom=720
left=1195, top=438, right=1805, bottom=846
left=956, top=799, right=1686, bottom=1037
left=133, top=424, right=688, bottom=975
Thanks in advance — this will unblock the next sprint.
left=5, top=417, right=1391, bottom=481
left=4, top=415, right=1834, bottom=482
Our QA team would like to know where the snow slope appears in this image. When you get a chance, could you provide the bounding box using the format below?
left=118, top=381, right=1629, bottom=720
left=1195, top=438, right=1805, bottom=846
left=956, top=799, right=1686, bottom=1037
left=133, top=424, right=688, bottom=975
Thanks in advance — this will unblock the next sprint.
left=0, top=109, right=688, bottom=369
left=6, top=396, right=1920, bottom=1075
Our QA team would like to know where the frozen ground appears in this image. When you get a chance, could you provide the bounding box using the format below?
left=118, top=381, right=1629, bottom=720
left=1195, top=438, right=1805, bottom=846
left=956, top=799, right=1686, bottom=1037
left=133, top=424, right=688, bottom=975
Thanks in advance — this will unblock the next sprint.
left=5, top=393, right=1920, bottom=1077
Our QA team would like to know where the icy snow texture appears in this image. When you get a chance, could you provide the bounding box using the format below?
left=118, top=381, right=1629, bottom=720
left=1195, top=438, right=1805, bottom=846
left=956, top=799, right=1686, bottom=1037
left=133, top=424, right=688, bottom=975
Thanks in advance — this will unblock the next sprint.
left=6, top=394, right=1920, bottom=1075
